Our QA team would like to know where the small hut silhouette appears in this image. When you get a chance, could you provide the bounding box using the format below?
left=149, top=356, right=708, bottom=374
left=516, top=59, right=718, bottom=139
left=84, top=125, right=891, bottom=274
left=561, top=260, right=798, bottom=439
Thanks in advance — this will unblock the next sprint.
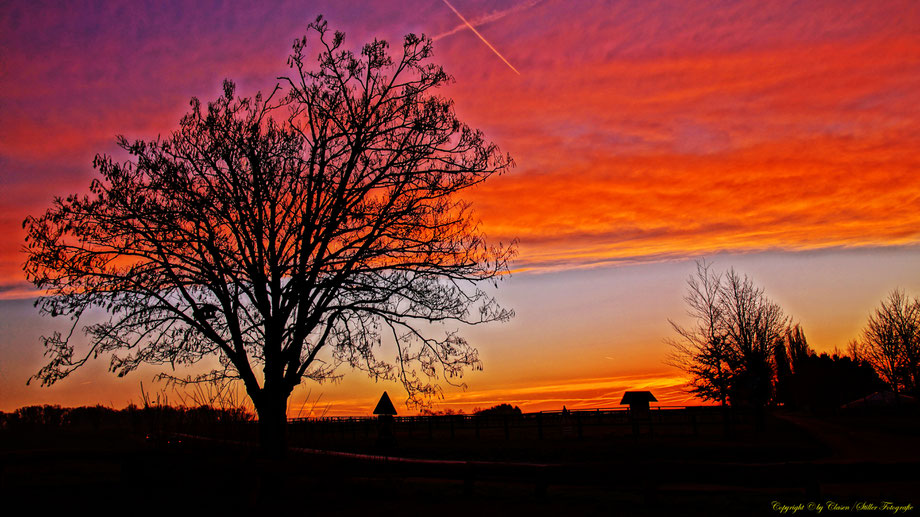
left=620, top=391, right=657, bottom=417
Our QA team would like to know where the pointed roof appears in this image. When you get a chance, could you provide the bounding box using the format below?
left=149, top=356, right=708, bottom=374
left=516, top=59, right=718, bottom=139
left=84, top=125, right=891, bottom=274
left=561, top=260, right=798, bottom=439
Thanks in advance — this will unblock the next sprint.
left=373, top=391, right=397, bottom=415
left=620, top=391, right=658, bottom=404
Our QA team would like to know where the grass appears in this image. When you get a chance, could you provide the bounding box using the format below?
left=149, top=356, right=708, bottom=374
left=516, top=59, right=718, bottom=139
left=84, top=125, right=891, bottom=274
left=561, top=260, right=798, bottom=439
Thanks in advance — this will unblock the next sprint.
left=1, top=408, right=917, bottom=515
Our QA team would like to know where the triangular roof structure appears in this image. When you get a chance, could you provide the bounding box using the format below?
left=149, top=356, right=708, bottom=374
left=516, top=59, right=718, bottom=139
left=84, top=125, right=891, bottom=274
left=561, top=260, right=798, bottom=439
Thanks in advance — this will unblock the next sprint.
left=620, top=391, right=658, bottom=404
left=373, top=391, right=397, bottom=415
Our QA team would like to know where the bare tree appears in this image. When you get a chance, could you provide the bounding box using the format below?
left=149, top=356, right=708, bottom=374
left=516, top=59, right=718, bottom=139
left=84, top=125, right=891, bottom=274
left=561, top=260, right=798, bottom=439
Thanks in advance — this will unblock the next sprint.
left=720, top=268, right=789, bottom=407
left=860, top=289, right=920, bottom=394
left=667, top=260, right=732, bottom=405
left=772, top=325, right=799, bottom=405
left=786, top=323, right=811, bottom=371
left=668, top=261, right=789, bottom=407
left=23, top=17, right=515, bottom=455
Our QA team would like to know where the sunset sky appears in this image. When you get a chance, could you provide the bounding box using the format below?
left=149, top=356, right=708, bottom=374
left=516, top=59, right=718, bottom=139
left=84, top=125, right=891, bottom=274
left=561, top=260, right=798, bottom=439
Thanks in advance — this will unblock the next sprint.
left=2, top=0, right=919, bottom=415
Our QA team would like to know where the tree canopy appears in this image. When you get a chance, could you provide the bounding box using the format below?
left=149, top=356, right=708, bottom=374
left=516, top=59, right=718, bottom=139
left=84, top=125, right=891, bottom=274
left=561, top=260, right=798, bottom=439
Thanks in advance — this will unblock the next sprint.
left=860, top=289, right=920, bottom=394
left=23, top=17, right=515, bottom=452
left=668, top=260, right=789, bottom=407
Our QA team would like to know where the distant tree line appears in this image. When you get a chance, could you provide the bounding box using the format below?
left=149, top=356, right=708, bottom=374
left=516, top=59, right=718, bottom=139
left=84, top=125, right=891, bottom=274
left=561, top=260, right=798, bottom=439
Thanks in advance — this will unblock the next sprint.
left=2, top=403, right=530, bottom=429
left=774, top=326, right=885, bottom=410
left=475, top=403, right=523, bottom=416
left=669, top=260, right=901, bottom=411
left=418, top=403, right=523, bottom=416
left=0, top=403, right=252, bottom=432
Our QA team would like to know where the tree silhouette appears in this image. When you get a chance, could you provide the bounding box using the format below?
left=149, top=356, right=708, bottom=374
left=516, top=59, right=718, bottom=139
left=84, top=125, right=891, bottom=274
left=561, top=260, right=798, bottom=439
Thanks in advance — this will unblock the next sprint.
left=668, top=260, right=789, bottom=408
left=787, top=349, right=885, bottom=412
left=860, top=289, right=920, bottom=394
left=772, top=327, right=885, bottom=410
left=772, top=325, right=796, bottom=406
left=786, top=324, right=810, bottom=372
left=667, top=260, right=732, bottom=405
left=23, top=17, right=515, bottom=455
left=720, top=268, right=788, bottom=408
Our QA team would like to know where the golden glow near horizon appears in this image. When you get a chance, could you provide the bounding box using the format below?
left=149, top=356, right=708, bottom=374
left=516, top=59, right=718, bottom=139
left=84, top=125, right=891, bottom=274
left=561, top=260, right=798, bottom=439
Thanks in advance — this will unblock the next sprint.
left=1, top=1, right=919, bottom=413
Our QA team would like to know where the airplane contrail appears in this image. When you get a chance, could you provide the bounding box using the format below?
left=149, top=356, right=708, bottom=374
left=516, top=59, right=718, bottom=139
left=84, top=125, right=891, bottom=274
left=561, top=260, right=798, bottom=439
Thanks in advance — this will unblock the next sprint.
left=441, top=0, right=521, bottom=75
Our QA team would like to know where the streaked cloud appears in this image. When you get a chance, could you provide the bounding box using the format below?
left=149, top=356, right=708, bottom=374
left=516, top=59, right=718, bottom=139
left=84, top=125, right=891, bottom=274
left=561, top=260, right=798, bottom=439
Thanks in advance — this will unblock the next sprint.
left=433, top=0, right=541, bottom=40
left=440, top=0, right=521, bottom=75
left=4, top=1, right=917, bottom=281
left=2, top=1, right=919, bottom=412
left=436, top=1, right=920, bottom=271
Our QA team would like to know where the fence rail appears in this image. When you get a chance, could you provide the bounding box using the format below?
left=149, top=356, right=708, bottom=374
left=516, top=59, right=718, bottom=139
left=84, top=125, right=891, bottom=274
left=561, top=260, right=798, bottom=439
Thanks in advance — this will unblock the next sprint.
left=131, top=405, right=752, bottom=452
left=280, top=405, right=747, bottom=446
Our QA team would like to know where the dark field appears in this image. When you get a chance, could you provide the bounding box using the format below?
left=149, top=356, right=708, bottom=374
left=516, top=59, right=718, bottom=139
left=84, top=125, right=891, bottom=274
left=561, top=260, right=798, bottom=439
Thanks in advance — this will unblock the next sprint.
left=1, top=407, right=918, bottom=516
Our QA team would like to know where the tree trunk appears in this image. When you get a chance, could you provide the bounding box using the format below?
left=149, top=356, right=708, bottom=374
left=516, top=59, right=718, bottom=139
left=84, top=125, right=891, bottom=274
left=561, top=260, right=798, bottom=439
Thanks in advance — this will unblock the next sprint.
left=256, top=391, right=289, bottom=458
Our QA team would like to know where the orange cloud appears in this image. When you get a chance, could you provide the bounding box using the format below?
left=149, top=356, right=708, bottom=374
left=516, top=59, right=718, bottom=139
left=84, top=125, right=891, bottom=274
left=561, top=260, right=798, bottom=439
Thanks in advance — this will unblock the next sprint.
left=5, top=1, right=918, bottom=284
left=4, top=1, right=918, bottom=415
left=468, top=129, right=920, bottom=271
left=442, top=23, right=920, bottom=271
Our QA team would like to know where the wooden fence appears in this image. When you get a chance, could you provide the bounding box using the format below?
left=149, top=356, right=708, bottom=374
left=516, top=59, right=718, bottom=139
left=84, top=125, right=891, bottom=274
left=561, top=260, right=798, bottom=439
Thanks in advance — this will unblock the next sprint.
left=144, top=405, right=753, bottom=450
left=291, top=406, right=740, bottom=439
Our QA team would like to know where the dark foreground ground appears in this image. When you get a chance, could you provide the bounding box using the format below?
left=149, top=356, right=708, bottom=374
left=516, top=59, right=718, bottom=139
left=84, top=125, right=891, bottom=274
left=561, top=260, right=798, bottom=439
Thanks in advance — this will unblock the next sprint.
left=1, top=409, right=918, bottom=516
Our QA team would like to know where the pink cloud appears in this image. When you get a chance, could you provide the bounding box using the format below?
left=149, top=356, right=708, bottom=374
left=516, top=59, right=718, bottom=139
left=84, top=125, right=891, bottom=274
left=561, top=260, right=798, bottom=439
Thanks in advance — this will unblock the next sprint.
left=3, top=0, right=918, bottom=284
